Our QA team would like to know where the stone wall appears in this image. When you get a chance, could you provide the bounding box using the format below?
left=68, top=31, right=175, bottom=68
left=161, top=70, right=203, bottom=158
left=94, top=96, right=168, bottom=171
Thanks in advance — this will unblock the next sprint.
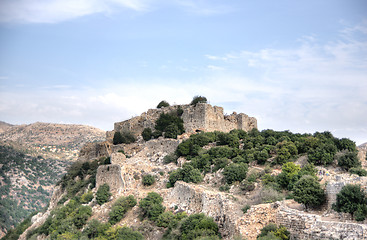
left=237, top=202, right=280, bottom=240
left=276, top=205, right=367, bottom=240
left=168, top=181, right=240, bottom=239
left=109, top=103, right=257, bottom=140
left=96, top=164, right=124, bottom=192
left=325, top=174, right=367, bottom=209
left=78, top=141, right=112, bottom=161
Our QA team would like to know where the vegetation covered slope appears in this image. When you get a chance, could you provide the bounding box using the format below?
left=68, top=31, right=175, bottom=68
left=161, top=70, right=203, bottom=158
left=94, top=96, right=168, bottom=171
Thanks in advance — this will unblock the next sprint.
left=4, top=107, right=366, bottom=240
left=0, top=143, right=69, bottom=237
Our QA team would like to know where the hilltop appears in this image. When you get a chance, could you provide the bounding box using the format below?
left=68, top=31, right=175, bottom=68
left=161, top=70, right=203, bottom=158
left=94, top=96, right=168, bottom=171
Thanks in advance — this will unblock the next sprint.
left=0, top=122, right=105, bottom=148
left=4, top=100, right=367, bottom=240
left=0, top=121, right=13, bottom=134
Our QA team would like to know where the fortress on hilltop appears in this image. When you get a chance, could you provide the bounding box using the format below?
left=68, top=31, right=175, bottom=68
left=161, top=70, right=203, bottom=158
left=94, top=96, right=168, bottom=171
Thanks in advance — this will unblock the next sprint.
left=107, top=103, right=257, bottom=140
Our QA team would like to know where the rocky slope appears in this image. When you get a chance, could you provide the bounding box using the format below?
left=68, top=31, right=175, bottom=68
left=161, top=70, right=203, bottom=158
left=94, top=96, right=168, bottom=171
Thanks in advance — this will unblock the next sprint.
left=0, top=122, right=106, bottom=238
left=0, top=121, right=13, bottom=134
left=6, top=103, right=367, bottom=240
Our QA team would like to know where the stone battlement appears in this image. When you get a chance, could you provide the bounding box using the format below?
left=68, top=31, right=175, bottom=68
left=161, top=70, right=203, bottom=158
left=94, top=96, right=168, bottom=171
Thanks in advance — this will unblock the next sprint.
left=108, top=103, right=257, bottom=140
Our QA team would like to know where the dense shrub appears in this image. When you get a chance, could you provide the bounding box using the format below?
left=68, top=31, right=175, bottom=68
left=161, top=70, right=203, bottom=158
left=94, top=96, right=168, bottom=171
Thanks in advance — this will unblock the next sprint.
left=257, top=224, right=290, bottom=240
left=142, top=128, right=153, bottom=141
left=115, top=226, right=144, bottom=240
left=293, top=175, right=325, bottom=210
left=80, top=191, right=94, bottom=204
left=155, top=211, right=188, bottom=231
left=157, top=100, right=170, bottom=108
left=179, top=213, right=220, bottom=240
left=332, top=184, right=367, bottom=221
left=163, top=153, right=179, bottom=164
left=335, top=138, right=357, bottom=152
left=276, top=162, right=300, bottom=190
left=190, top=96, right=208, bottom=105
left=167, top=164, right=203, bottom=187
left=73, top=205, right=92, bottom=229
left=223, top=162, right=248, bottom=184
left=142, top=174, right=156, bottom=186
left=82, top=219, right=110, bottom=239
left=155, top=112, right=184, bottom=139
left=139, top=192, right=165, bottom=221
left=109, top=195, right=137, bottom=225
left=338, top=151, right=360, bottom=170
left=113, top=131, right=136, bottom=145
left=349, top=167, right=367, bottom=176
left=96, top=184, right=111, bottom=205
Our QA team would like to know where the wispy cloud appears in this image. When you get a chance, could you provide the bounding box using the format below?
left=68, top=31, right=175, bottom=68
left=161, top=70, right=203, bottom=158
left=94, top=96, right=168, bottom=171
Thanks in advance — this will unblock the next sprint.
left=204, top=22, right=367, bottom=144
left=0, top=0, right=232, bottom=23
left=0, top=0, right=150, bottom=23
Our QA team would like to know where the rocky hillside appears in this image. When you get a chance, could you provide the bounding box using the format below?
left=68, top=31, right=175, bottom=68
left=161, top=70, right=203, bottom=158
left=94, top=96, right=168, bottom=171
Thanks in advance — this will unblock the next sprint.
left=0, top=143, right=68, bottom=238
left=0, top=122, right=105, bottom=157
left=4, top=102, right=367, bottom=240
left=0, top=121, right=13, bottom=134
left=0, top=122, right=106, bottom=238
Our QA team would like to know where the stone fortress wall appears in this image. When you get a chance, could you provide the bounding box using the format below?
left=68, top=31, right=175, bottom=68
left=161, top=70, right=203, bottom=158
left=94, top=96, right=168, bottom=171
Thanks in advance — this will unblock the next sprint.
left=108, top=103, right=257, bottom=141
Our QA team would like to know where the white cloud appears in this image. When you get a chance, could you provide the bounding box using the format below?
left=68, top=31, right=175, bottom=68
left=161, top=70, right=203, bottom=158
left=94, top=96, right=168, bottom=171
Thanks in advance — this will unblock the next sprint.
left=0, top=0, right=150, bottom=23
left=204, top=23, right=367, bottom=144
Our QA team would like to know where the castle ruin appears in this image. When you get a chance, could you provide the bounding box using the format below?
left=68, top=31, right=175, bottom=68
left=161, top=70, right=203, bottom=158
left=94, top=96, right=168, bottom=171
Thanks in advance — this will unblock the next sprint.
left=108, top=103, right=257, bottom=141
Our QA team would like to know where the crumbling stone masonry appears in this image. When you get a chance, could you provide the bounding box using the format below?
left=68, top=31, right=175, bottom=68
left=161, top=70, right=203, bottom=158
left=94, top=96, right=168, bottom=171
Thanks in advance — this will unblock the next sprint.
left=96, top=164, right=124, bottom=192
left=276, top=205, right=367, bottom=240
left=108, top=103, right=257, bottom=141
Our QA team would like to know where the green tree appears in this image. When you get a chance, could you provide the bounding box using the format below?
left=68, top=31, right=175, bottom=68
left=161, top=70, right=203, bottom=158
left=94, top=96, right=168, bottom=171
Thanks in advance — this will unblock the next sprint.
left=190, top=96, right=208, bottom=105
left=293, top=175, right=325, bottom=210
left=113, top=131, right=136, bottom=144
left=82, top=219, right=110, bottom=239
left=115, top=226, right=143, bottom=240
left=139, top=192, right=165, bottom=221
left=257, top=224, right=290, bottom=240
left=223, top=162, right=248, bottom=184
left=109, top=195, right=137, bottom=225
left=155, top=112, right=184, bottom=138
left=142, top=128, right=153, bottom=141
left=179, top=213, right=220, bottom=240
left=338, top=151, right=361, bottom=170
left=73, top=206, right=92, bottom=229
left=332, top=184, right=367, bottom=221
left=96, top=184, right=111, bottom=205
left=113, top=132, right=123, bottom=145
left=157, top=100, right=170, bottom=108
left=276, top=162, right=300, bottom=189
left=80, top=191, right=93, bottom=204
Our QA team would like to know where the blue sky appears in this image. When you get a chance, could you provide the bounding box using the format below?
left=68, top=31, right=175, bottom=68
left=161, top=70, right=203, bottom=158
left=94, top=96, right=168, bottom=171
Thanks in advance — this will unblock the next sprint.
left=0, top=0, right=366, bottom=145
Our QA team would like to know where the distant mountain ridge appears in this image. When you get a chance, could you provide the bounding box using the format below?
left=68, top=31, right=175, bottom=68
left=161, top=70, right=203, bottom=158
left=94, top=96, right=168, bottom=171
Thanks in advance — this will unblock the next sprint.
left=0, top=121, right=13, bottom=134
left=0, top=121, right=106, bottom=149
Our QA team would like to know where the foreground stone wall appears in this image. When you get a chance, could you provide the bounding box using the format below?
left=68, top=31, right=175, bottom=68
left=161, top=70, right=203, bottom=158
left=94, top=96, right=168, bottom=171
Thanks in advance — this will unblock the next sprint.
left=168, top=181, right=240, bottom=239
left=276, top=205, right=367, bottom=240
left=109, top=103, right=257, bottom=140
